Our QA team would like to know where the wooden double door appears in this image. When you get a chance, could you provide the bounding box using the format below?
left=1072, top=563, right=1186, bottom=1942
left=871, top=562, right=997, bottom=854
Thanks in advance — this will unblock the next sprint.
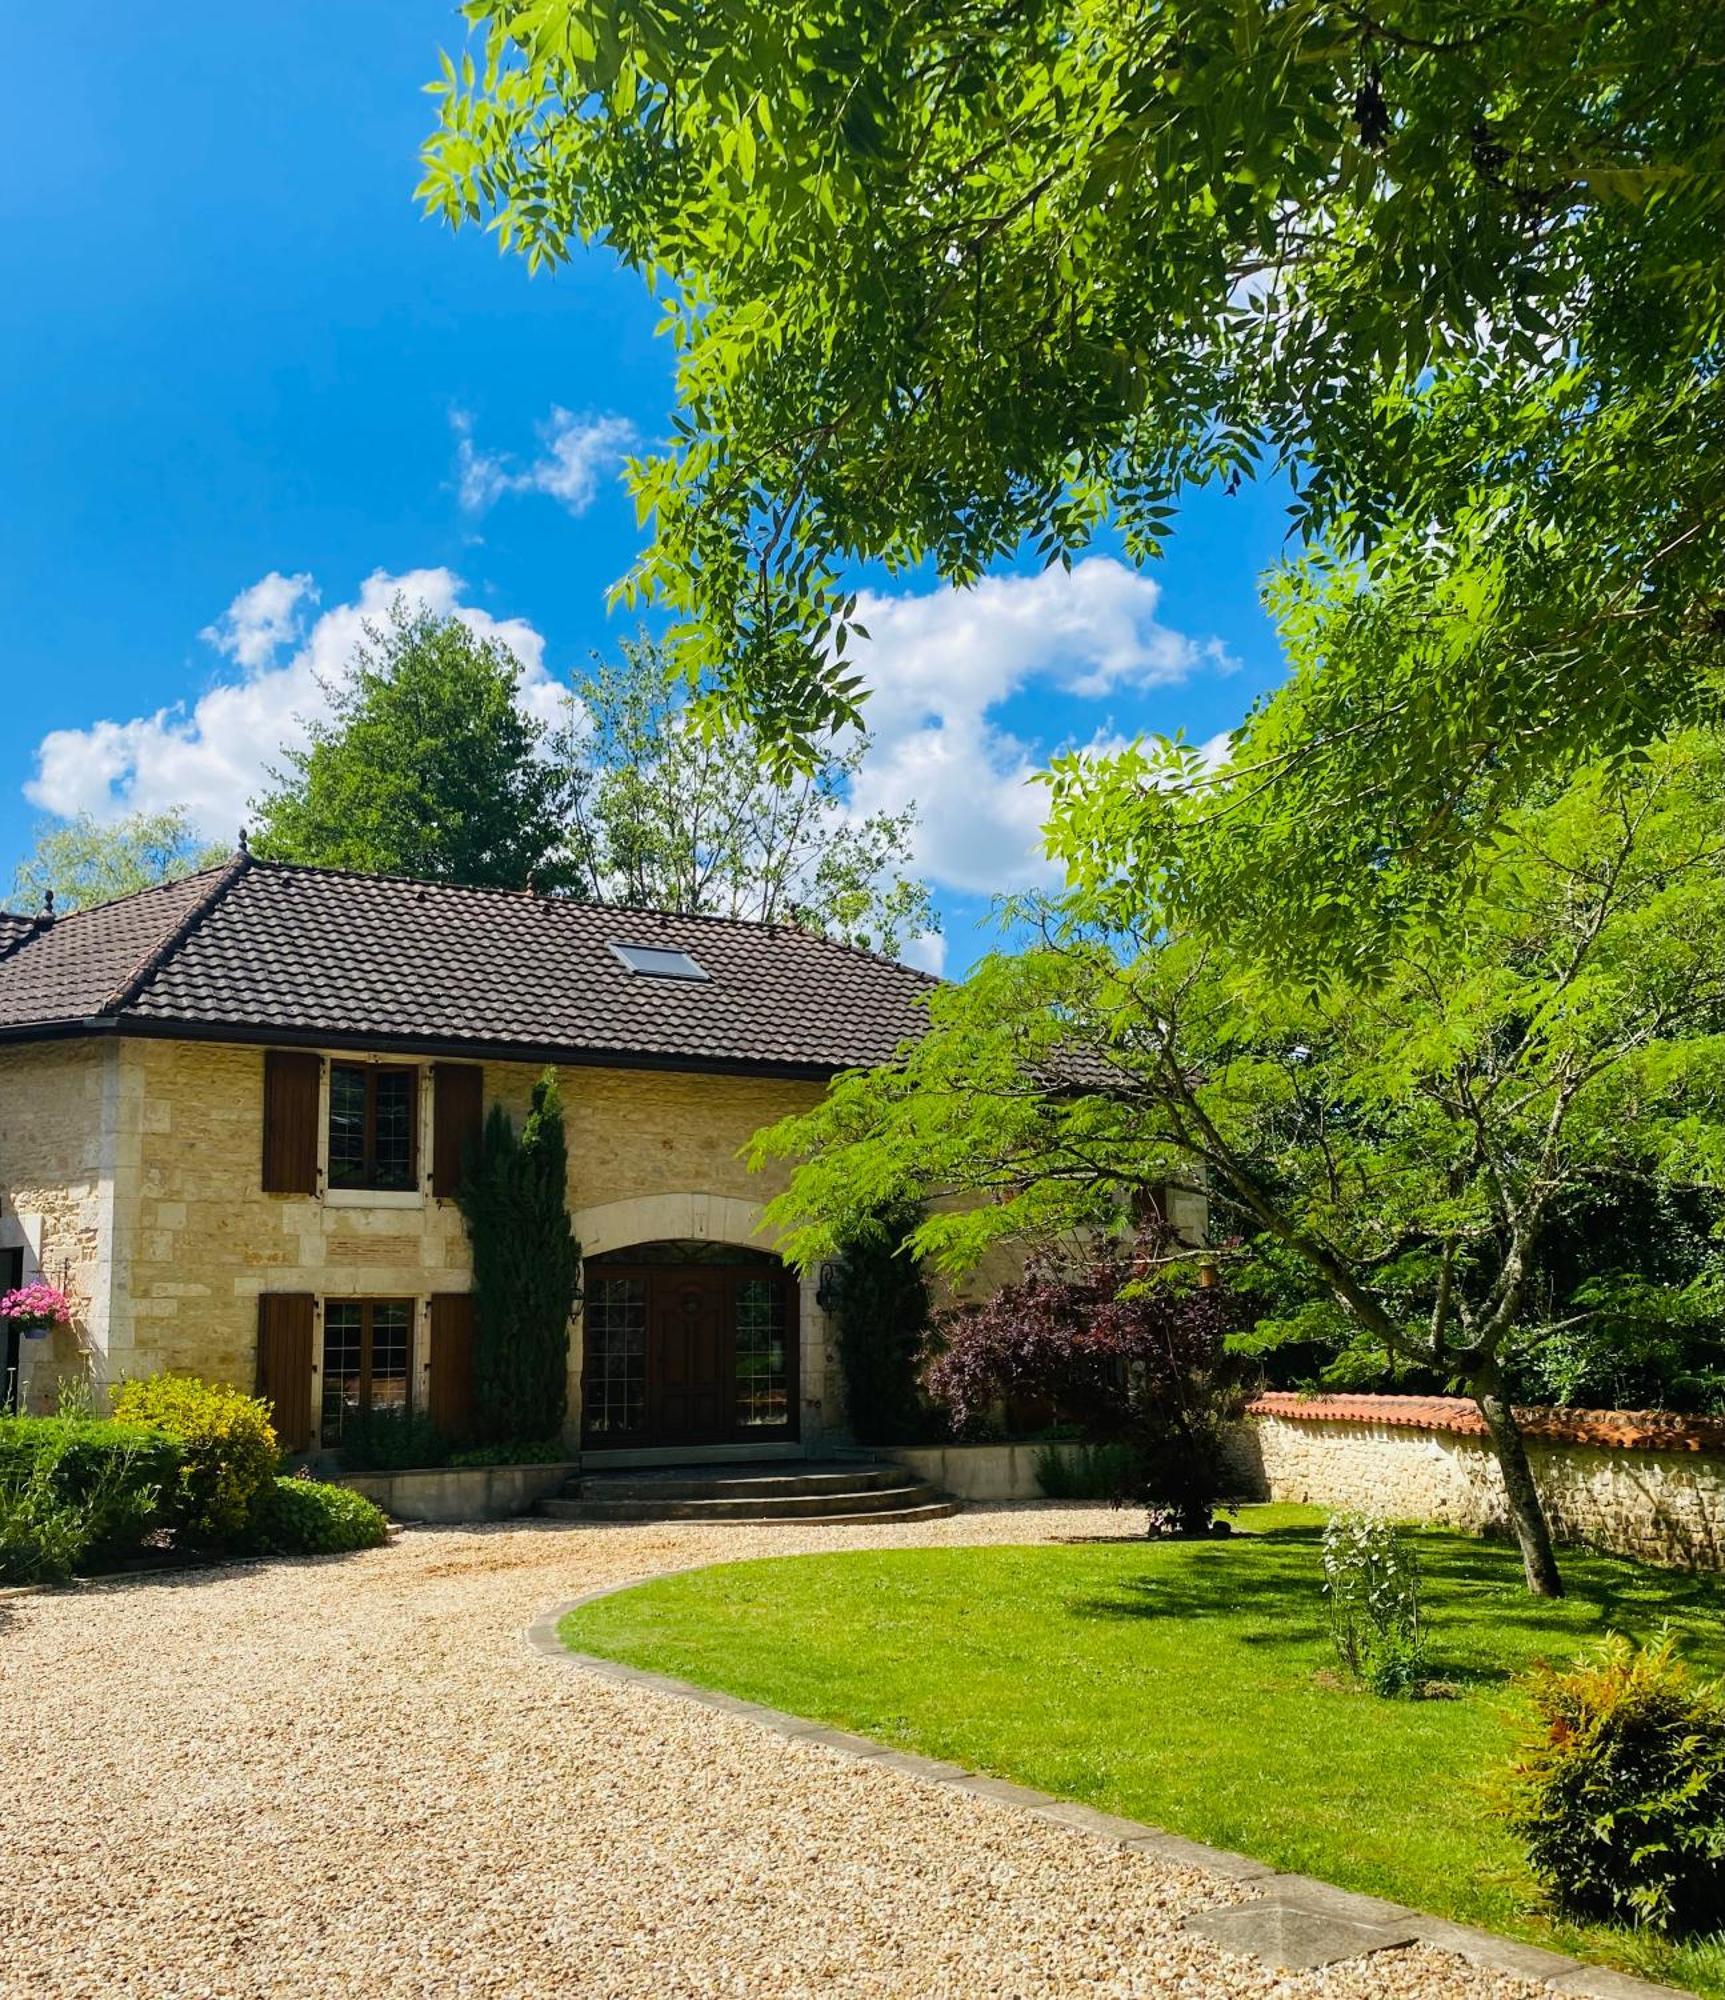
left=581, top=1253, right=798, bottom=1449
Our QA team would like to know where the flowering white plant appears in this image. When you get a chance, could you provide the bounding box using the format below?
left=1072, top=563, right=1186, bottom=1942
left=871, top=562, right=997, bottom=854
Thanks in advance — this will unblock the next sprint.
left=1321, top=1511, right=1427, bottom=1695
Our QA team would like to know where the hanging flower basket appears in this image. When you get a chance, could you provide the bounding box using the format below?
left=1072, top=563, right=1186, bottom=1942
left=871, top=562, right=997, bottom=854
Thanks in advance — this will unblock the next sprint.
left=0, top=1282, right=72, bottom=1340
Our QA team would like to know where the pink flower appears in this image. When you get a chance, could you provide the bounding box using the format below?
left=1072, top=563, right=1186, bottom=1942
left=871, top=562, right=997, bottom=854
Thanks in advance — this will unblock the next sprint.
left=0, top=1282, right=72, bottom=1328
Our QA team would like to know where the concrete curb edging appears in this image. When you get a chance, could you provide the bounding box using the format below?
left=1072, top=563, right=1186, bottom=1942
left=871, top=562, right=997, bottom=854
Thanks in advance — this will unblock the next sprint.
left=526, top=1578, right=1690, bottom=2000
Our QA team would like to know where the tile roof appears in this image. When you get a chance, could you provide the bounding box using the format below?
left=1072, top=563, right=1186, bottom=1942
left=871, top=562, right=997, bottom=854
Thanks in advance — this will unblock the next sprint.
left=0, top=869, right=233, bottom=1029
left=1247, top=1391, right=1725, bottom=1455
left=0, top=856, right=938, bottom=1075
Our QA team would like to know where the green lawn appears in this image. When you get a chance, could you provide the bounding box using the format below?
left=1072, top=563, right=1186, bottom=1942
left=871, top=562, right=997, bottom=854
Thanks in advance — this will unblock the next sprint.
left=562, top=1506, right=1725, bottom=1997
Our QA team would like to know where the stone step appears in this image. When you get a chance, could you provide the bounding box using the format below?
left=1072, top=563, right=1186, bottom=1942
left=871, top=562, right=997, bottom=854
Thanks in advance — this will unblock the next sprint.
left=569, top=1463, right=906, bottom=1503
left=542, top=1479, right=947, bottom=1524
left=541, top=1496, right=961, bottom=1527
left=767, top=1501, right=959, bottom=1526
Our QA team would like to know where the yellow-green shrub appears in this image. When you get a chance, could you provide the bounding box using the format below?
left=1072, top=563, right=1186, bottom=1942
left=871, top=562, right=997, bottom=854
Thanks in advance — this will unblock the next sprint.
left=1503, top=1632, right=1725, bottom=1932
left=110, top=1375, right=278, bottom=1546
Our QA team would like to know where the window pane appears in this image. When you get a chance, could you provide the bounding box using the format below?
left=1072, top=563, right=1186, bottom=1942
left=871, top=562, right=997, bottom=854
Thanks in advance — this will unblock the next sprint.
left=321, top=1301, right=364, bottom=1443
left=734, top=1278, right=788, bottom=1428
left=369, top=1301, right=412, bottom=1414
left=371, top=1072, right=416, bottom=1191
left=584, top=1277, right=647, bottom=1435
left=327, top=1066, right=367, bottom=1189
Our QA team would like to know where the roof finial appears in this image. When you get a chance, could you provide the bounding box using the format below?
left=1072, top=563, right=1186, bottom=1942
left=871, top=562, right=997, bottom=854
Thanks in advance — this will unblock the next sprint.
left=237, top=826, right=250, bottom=856
left=35, top=888, right=55, bottom=931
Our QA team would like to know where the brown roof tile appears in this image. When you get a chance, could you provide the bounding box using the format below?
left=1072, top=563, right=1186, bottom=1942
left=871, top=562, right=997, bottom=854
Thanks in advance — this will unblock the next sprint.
left=0, top=857, right=937, bottom=1075
left=1247, top=1391, right=1725, bottom=1455
left=0, top=869, right=231, bottom=1029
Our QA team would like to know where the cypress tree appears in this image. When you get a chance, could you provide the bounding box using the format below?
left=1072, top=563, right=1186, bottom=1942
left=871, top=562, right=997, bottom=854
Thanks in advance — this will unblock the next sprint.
left=459, top=1071, right=581, bottom=1441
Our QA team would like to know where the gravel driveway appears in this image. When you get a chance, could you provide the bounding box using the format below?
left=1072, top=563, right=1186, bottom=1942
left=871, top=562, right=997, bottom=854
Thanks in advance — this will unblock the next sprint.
left=0, top=1504, right=1548, bottom=2000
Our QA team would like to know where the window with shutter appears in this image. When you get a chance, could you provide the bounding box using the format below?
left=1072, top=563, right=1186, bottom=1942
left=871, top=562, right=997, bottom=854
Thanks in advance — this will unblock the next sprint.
left=256, top=1293, right=315, bottom=1451
left=428, top=1293, right=477, bottom=1441
left=431, top=1064, right=484, bottom=1199
left=327, top=1064, right=419, bottom=1191
left=261, top=1050, right=322, bottom=1194
left=319, top=1298, right=414, bottom=1443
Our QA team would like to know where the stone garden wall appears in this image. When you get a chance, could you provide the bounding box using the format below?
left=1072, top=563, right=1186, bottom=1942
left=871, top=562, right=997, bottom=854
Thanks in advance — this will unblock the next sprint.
left=885, top=1441, right=1086, bottom=1501
left=1227, top=1393, right=1725, bottom=1573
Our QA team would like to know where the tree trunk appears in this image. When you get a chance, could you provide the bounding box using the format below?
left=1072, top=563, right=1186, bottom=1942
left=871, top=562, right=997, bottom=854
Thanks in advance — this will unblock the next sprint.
left=1470, top=1362, right=1564, bottom=1598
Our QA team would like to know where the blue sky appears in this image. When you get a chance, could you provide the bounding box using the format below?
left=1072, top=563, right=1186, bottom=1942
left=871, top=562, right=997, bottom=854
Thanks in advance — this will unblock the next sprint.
left=2, top=3, right=1292, bottom=975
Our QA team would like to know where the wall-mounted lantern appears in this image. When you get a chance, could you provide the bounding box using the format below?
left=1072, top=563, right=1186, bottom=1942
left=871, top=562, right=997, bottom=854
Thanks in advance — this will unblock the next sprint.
left=815, top=1260, right=847, bottom=1315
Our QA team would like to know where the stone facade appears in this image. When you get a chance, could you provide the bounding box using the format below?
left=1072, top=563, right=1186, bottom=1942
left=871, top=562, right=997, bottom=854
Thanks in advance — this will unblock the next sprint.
left=1, top=1033, right=837, bottom=1447
left=1229, top=1409, right=1725, bottom=1573
left=0, top=1039, right=117, bottom=1410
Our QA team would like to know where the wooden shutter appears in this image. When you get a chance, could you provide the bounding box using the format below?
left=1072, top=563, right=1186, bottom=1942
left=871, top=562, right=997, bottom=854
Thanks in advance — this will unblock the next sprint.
left=256, top=1293, right=315, bottom=1452
left=428, top=1293, right=477, bottom=1441
left=261, top=1049, right=321, bottom=1194
left=431, top=1063, right=484, bottom=1199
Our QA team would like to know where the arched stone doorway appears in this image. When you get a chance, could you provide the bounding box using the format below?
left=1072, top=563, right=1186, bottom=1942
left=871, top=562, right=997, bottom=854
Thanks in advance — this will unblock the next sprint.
left=580, top=1239, right=800, bottom=1451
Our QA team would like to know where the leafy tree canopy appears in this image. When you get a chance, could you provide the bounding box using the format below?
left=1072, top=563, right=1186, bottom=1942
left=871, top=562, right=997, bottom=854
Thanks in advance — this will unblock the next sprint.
left=1246, top=1177, right=1725, bottom=1416
left=754, top=732, right=1725, bottom=1591
left=10, top=808, right=225, bottom=915
left=423, top=0, right=1725, bottom=960
left=250, top=599, right=569, bottom=889
left=563, top=637, right=937, bottom=957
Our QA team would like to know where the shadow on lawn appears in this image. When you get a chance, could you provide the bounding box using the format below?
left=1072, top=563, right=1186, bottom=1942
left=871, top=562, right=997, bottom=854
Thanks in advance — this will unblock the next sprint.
left=1067, top=1537, right=1331, bottom=1650
left=1062, top=1523, right=1725, bottom=1679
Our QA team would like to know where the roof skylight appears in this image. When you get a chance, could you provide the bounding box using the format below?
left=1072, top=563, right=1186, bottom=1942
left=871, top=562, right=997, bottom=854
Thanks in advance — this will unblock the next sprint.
left=609, top=941, right=710, bottom=982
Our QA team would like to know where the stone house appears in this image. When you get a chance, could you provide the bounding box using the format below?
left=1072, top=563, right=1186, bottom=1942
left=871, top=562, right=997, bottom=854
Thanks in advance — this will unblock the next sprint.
left=0, top=852, right=937, bottom=1462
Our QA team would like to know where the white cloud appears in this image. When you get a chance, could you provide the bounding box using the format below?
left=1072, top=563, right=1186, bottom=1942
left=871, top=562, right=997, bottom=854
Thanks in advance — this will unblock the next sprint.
left=454, top=407, right=637, bottom=516
left=26, top=568, right=558, bottom=840
left=199, top=570, right=317, bottom=670
left=841, top=558, right=1234, bottom=898
left=900, top=930, right=947, bottom=977
left=22, top=553, right=1232, bottom=950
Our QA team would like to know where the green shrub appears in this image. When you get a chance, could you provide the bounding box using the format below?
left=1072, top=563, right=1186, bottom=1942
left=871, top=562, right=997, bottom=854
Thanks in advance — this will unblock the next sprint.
left=447, top=1437, right=567, bottom=1466
left=0, top=1472, right=92, bottom=1585
left=340, top=1407, right=451, bottom=1471
left=1504, top=1632, right=1725, bottom=1932
left=1034, top=1440, right=1138, bottom=1500
left=243, top=1475, right=391, bottom=1557
left=1321, top=1512, right=1429, bottom=1696
left=0, top=1416, right=180, bottom=1583
left=830, top=1203, right=931, bottom=1445
left=110, top=1375, right=278, bottom=1546
left=1361, top=1628, right=1431, bottom=1699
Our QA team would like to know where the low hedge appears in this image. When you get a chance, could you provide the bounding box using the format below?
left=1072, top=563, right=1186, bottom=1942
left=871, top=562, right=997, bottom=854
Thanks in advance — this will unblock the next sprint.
left=0, top=1416, right=181, bottom=1583
left=243, top=1476, right=391, bottom=1557
left=339, top=1407, right=451, bottom=1472
left=447, top=1437, right=567, bottom=1467
left=110, top=1375, right=279, bottom=1545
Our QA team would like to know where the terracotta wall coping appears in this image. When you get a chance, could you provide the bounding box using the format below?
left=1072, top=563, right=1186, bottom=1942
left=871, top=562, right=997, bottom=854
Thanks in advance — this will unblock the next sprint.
left=1245, top=1391, right=1725, bottom=1456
